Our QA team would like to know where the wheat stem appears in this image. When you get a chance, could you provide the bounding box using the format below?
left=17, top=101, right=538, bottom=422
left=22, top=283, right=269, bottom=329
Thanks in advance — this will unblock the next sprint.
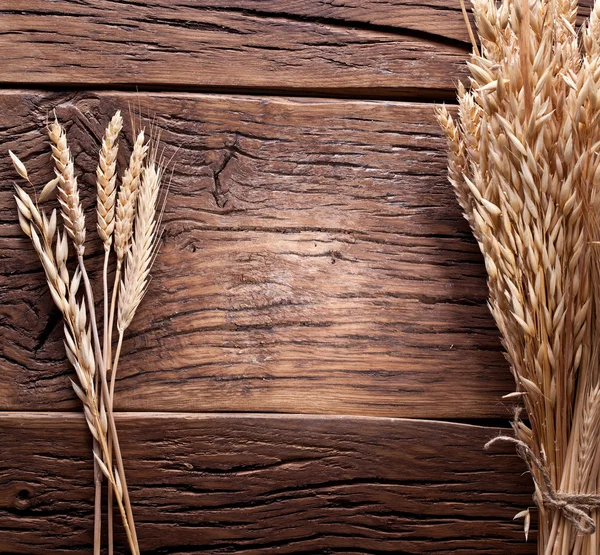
left=94, top=452, right=102, bottom=555
left=111, top=333, right=125, bottom=402
left=78, top=255, right=140, bottom=555
left=106, top=260, right=121, bottom=554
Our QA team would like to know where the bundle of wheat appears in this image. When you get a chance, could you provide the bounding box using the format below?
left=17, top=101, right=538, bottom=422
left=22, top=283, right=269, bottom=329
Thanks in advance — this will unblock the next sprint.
left=437, top=0, right=600, bottom=552
left=10, top=112, right=166, bottom=555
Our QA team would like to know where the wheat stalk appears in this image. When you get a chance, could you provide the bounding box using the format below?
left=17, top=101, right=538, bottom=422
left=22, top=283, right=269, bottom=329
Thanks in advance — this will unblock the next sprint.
left=95, top=110, right=123, bottom=554
left=12, top=183, right=137, bottom=553
left=95, top=114, right=124, bottom=552
left=11, top=128, right=142, bottom=554
left=105, top=153, right=164, bottom=555
left=438, top=0, right=600, bottom=552
left=104, top=129, right=147, bottom=553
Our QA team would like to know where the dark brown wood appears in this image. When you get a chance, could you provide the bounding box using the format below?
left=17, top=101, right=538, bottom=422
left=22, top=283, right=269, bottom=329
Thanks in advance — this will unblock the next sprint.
left=2, top=1, right=592, bottom=97
left=0, top=0, right=473, bottom=97
left=0, top=90, right=516, bottom=418
left=0, top=412, right=534, bottom=554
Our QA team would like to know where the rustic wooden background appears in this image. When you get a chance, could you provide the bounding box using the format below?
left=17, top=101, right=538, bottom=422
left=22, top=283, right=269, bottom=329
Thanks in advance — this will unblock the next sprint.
left=3, top=1, right=592, bottom=553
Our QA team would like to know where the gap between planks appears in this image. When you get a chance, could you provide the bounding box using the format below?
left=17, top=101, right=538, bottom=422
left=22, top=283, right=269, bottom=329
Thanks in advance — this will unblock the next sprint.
left=0, top=84, right=462, bottom=104
left=0, top=85, right=460, bottom=104
left=0, top=411, right=514, bottom=430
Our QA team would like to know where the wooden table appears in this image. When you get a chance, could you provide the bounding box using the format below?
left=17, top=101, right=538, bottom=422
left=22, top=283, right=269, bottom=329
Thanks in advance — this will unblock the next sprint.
left=1, top=1, right=567, bottom=552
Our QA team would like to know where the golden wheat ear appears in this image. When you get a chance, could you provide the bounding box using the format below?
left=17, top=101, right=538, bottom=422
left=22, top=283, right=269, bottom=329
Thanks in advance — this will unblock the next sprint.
left=48, top=118, right=86, bottom=255
left=114, top=130, right=148, bottom=264
left=97, top=111, right=123, bottom=250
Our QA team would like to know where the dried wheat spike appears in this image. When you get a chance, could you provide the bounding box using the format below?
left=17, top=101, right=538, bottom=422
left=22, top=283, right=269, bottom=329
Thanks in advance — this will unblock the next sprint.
left=114, top=130, right=147, bottom=263
left=117, top=161, right=162, bottom=333
left=14, top=185, right=97, bottom=419
left=49, top=119, right=86, bottom=255
left=97, top=111, right=123, bottom=251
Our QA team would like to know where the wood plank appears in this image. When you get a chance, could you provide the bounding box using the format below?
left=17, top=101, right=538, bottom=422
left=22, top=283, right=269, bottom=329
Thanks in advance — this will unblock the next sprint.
left=0, top=0, right=474, bottom=96
left=0, top=412, right=534, bottom=554
left=0, top=90, right=514, bottom=417
left=2, top=1, right=592, bottom=96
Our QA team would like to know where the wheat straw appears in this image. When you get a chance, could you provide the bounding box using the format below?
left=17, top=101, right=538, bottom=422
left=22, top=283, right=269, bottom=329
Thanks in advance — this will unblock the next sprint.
left=95, top=110, right=123, bottom=555
left=104, top=129, right=148, bottom=554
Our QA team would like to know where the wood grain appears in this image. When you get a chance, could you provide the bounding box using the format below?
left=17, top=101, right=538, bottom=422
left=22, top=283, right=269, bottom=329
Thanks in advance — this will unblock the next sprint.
left=0, top=412, right=534, bottom=554
left=3, top=1, right=592, bottom=97
left=0, top=0, right=473, bottom=97
left=0, top=90, right=516, bottom=418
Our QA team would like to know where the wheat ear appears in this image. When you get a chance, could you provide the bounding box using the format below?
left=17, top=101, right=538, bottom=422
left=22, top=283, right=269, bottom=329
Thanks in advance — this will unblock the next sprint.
left=114, top=160, right=163, bottom=381
left=97, top=111, right=123, bottom=251
left=114, top=131, right=147, bottom=263
left=96, top=111, right=123, bottom=554
left=49, top=119, right=86, bottom=255
left=107, top=130, right=147, bottom=370
left=97, top=111, right=123, bottom=396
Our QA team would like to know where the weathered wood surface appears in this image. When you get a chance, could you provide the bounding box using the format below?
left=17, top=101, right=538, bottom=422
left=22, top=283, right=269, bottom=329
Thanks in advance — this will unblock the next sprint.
left=0, top=412, right=534, bottom=554
left=0, top=90, right=516, bottom=417
left=0, top=0, right=472, bottom=97
left=2, top=1, right=592, bottom=97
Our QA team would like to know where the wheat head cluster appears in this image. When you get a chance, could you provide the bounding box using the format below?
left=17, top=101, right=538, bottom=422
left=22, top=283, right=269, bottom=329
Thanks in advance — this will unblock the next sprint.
left=437, top=0, right=600, bottom=552
left=10, top=112, right=165, bottom=555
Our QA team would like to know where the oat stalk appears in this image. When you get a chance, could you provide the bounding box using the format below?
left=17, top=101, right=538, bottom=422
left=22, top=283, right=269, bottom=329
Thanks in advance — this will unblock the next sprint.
left=438, top=0, right=600, bottom=552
